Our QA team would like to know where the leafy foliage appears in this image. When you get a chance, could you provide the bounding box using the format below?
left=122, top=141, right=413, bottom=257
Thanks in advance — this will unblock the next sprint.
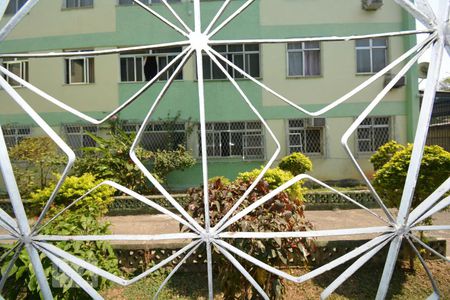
left=237, top=167, right=305, bottom=202
left=2, top=175, right=119, bottom=300
left=149, top=145, right=196, bottom=181
left=370, top=140, right=405, bottom=171
left=29, top=173, right=115, bottom=217
left=72, top=129, right=154, bottom=194
left=184, top=178, right=313, bottom=299
left=72, top=128, right=195, bottom=194
left=9, top=137, right=66, bottom=197
left=373, top=144, right=450, bottom=209
left=278, top=152, right=313, bottom=176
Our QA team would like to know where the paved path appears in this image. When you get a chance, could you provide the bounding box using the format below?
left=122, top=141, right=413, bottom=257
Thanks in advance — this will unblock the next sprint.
left=103, top=209, right=449, bottom=254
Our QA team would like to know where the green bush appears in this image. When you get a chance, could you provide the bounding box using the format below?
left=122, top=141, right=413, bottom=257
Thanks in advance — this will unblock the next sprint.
left=29, top=173, right=114, bottom=217
left=9, top=136, right=66, bottom=197
left=208, top=176, right=231, bottom=185
left=373, top=144, right=450, bottom=209
left=2, top=175, right=119, bottom=300
left=370, top=140, right=405, bottom=171
left=73, top=129, right=195, bottom=194
left=278, top=152, right=313, bottom=176
left=237, top=167, right=305, bottom=201
left=184, top=178, right=314, bottom=299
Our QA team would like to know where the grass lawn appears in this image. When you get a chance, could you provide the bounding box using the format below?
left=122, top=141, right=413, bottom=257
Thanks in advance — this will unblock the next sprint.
left=101, top=259, right=449, bottom=299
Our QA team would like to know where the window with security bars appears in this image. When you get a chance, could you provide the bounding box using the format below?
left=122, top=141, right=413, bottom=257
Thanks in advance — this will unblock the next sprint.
left=122, top=122, right=187, bottom=151
left=120, top=47, right=183, bottom=82
left=5, top=0, right=28, bottom=15
left=1, top=125, right=31, bottom=148
left=202, top=44, right=260, bottom=79
left=2, top=58, right=29, bottom=87
left=356, top=116, right=391, bottom=153
left=199, top=121, right=264, bottom=160
left=63, top=124, right=98, bottom=153
left=287, top=42, right=321, bottom=77
left=64, top=0, right=94, bottom=9
left=288, top=119, right=325, bottom=155
left=356, top=38, right=387, bottom=73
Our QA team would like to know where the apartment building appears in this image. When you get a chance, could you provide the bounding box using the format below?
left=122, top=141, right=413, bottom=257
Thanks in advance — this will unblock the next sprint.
left=0, top=0, right=419, bottom=189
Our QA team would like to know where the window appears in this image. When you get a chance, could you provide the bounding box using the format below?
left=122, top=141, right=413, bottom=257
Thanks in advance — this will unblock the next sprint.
left=5, top=0, right=28, bottom=15
left=118, top=0, right=180, bottom=5
left=64, top=51, right=95, bottom=84
left=1, top=125, right=31, bottom=148
left=287, top=42, right=321, bottom=77
left=122, top=122, right=186, bottom=151
left=64, top=0, right=93, bottom=8
left=120, top=47, right=183, bottom=82
left=288, top=118, right=325, bottom=155
left=2, top=58, right=29, bottom=87
left=63, top=124, right=98, bottom=152
left=357, top=116, right=391, bottom=153
left=356, top=38, right=387, bottom=73
left=202, top=44, right=260, bottom=80
left=200, top=121, right=264, bottom=160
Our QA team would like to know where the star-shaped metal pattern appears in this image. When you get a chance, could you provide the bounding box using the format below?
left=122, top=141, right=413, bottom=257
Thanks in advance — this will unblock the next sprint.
left=0, top=0, right=448, bottom=299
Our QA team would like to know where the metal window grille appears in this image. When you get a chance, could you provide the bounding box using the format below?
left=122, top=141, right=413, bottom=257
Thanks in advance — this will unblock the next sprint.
left=64, top=0, right=94, bottom=9
left=2, top=58, right=28, bottom=87
left=4, top=0, right=28, bottom=15
left=426, top=92, right=450, bottom=151
left=122, top=121, right=187, bottom=151
left=63, top=124, right=98, bottom=154
left=288, top=118, right=324, bottom=155
left=64, top=50, right=94, bottom=84
left=199, top=121, right=264, bottom=160
left=356, top=38, right=387, bottom=73
left=1, top=124, right=31, bottom=148
left=202, top=44, right=260, bottom=79
left=356, top=116, right=391, bottom=153
left=287, top=42, right=321, bottom=77
left=120, top=47, right=183, bottom=82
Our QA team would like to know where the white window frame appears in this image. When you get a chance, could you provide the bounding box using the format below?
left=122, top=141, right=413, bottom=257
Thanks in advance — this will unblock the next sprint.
left=287, top=118, right=325, bottom=156
left=2, top=58, right=29, bottom=87
left=202, top=44, right=261, bottom=80
left=356, top=116, right=392, bottom=153
left=2, top=124, right=31, bottom=148
left=355, top=38, right=388, bottom=74
left=286, top=42, right=321, bottom=77
left=63, top=0, right=94, bottom=9
left=119, top=47, right=183, bottom=82
left=200, top=121, right=265, bottom=160
left=64, top=51, right=95, bottom=85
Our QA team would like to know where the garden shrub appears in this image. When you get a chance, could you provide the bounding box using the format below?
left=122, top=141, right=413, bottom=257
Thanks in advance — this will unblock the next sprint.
left=73, top=129, right=195, bottom=194
left=208, top=176, right=231, bottom=185
left=29, top=173, right=114, bottom=217
left=2, top=175, right=119, bottom=300
left=9, top=136, right=66, bottom=197
left=237, top=167, right=305, bottom=201
left=184, top=178, right=314, bottom=299
left=373, top=144, right=450, bottom=209
left=370, top=140, right=405, bottom=171
left=278, top=152, right=313, bottom=176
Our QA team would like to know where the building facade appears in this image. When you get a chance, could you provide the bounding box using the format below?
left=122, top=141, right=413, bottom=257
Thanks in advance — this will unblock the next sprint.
left=0, top=0, right=419, bottom=190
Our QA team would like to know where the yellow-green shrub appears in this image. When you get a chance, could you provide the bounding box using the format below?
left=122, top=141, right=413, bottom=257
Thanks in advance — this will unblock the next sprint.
left=278, top=152, right=313, bottom=175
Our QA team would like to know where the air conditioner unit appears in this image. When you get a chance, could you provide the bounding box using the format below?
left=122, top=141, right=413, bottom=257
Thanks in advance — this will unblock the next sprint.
left=304, top=118, right=326, bottom=127
left=384, top=73, right=406, bottom=89
left=362, top=0, right=383, bottom=11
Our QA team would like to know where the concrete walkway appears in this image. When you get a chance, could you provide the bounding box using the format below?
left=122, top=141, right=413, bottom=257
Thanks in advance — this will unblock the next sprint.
left=103, top=209, right=449, bottom=254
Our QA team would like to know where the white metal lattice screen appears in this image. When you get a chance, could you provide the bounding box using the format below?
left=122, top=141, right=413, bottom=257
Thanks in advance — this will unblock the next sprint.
left=0, top=0, right=449, bottom=299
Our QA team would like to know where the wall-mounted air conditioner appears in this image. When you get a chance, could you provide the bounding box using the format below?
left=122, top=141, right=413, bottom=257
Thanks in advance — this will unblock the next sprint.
left=362, top=0, right=383, bottom=11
